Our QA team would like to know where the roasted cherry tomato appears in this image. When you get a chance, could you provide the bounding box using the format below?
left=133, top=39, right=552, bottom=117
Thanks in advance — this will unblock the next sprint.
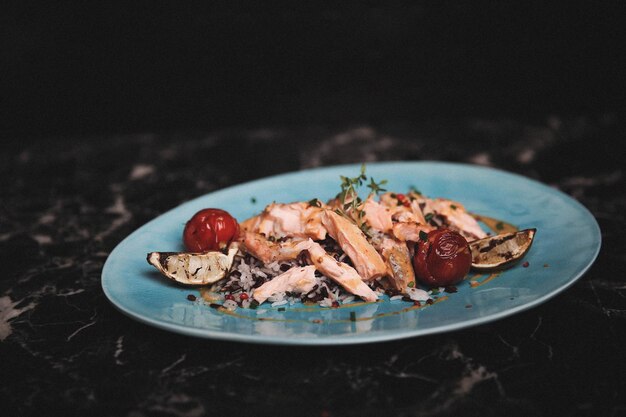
left=183, top=208, right=239, bottom=252
left=413, top=229, right=471, bottom=287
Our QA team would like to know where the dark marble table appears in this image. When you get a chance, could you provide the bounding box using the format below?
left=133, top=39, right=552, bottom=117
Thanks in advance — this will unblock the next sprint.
left=1, top=115, right=625, bottom=417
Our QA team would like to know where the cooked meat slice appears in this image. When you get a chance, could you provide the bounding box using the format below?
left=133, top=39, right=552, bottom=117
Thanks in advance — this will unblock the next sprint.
left=241, top=232, right=309, bottom=263
left=428, top=198, right=487, bottom=241
left=321, top=210, right=387, bottom=281
left=252, top=265, right=317, bottom=304
left=408, top=199, right=428, bottom=225
left=306, top=241, right=379, bottom=302
left=240, top=202, right=327, bottom=240
left=380, top=192, right=427, bottom=225
left=241, top=232, right=277, bottom=263
left=377, top=237, right=415, bottom=291
left=362, top=197, right=393, bottom=233
left=392, top=222, right=432, bottom=242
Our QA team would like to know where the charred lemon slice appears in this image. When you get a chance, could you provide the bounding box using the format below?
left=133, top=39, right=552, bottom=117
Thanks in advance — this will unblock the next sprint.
left=147, top=243, right=239, bottom=286
left=470, top=228, right=536, bottom=271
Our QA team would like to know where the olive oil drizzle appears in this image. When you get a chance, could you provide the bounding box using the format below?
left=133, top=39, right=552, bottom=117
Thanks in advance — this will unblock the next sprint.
left=473, top=214, right=518, bottom=234
left=466, top=272, right=502, bottom=287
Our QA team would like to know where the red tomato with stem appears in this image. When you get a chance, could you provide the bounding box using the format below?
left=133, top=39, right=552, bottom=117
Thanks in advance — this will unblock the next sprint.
left=413, top=229, right=471, bottom=287
left=183, top=208, right=239, bottom=252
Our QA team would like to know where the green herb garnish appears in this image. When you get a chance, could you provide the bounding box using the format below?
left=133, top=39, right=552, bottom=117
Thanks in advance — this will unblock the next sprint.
left=496, top=221, right=504, bottom=230
left=424, top=213, right=434, bottom=222
left=419, top=230, right=428, bottom=241
left=409, top=185, right=422, bottom=195
left=407, top=281, right=415, bottom=288
left=336, top=164, right=389, bottom=227
left=367, top=177, right=387, bottom=195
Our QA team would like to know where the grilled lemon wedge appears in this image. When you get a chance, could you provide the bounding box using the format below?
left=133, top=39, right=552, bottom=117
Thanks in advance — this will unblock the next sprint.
left=147, top=243, right=239, bottom=286
left=470, top=228, right=536, bottom=271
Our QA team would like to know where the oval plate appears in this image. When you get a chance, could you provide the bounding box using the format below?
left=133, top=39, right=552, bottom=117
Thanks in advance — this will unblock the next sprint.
left=102, top=162, right=601, bottom=345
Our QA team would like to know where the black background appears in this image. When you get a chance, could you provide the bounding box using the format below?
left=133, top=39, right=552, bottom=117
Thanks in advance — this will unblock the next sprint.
left=2, top=1, right=625, bottom=140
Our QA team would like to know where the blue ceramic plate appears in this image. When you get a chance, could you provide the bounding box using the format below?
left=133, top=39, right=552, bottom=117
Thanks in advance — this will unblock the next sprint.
left=102, top=162, right=601, bottom=345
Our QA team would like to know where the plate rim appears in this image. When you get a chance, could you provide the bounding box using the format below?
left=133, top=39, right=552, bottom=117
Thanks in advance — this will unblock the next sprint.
left=101, top=161, right=602, bottom=345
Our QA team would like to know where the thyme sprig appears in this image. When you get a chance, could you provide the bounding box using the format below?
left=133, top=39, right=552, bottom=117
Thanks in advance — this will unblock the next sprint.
left=337, top=164, right=367, bottom=212
left=367, top=177, right=387, bottom=195
left=336, top=164, right=388, bottom=236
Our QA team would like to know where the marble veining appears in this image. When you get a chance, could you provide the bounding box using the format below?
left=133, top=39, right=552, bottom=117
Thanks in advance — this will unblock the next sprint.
left=1, top=116, right=625, bottom=416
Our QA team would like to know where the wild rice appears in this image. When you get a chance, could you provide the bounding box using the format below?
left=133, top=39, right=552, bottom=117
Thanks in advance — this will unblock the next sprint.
left=214, top=242, right=422, bottom=309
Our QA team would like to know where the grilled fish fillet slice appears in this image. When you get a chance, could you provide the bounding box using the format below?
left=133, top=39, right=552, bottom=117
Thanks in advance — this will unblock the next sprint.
left=379, top=192, right=428, bottom=225
left=428, top=198, right=487, bottom=241
left=306, top=240, right=379, bottom=302
left=376, top=237, right=415, bottom=291
left=241, top=232, right=310, bottom=263
left=391, top=222, right=431, bottom=242
left=240, top=202, right=327, bottom=240
left=321, top=210, right=387, bottom=281
left=252, top=265, right=317, bottom=304
left=362, top=197, right=393, bottom=233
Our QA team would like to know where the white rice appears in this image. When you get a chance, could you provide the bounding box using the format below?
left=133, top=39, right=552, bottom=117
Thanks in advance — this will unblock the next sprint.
left=407, top=287, right=430, bottom=301
left=319, top=297, right=334, bottom=308
left=220, top=250, right=423, bottom=309
left=341, top=295, right=356, bottom=304
left=265, top=261, right=283, bottom=273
